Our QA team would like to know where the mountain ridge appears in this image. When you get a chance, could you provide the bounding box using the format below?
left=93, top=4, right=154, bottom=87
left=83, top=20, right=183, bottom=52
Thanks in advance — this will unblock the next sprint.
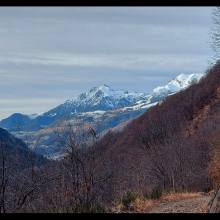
left=0, top=72, right=205, bottom=159
left=0, top=72, right=204, bottom=133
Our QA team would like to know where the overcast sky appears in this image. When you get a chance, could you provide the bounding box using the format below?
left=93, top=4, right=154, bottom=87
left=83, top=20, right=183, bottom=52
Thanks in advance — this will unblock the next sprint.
left=0, top=7, right=214, bottom=119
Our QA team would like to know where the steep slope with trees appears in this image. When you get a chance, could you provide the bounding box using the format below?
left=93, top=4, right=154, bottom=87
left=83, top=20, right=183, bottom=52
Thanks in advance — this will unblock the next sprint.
left=93, top=63, right=220, bottom=204
left=0, top=128, right=50, bottom=213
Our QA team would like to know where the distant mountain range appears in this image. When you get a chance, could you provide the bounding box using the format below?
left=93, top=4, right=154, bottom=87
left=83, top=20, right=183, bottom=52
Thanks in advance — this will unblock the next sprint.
left=0, top=73, right=204, bottom=159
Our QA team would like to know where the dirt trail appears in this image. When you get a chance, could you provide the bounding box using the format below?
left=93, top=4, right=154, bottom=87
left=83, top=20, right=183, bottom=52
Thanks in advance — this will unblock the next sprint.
left=149, top=193, right=212, bottom=213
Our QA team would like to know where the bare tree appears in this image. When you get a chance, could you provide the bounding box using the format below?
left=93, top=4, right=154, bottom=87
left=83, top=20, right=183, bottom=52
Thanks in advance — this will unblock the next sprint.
left=54, top=123, right=111, bottom=212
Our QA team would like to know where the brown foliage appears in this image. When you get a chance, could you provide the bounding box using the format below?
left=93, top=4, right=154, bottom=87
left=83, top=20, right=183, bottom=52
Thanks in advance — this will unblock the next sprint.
left=93, top=63, right=220, bottom=201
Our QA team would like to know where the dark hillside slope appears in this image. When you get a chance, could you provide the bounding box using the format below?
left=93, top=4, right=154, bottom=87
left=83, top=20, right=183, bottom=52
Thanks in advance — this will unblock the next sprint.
left=96, top=64, right=220, bottom=203
left=0, top=128, right=51, bottom=212
left=0, top=127, right=47, bottom=171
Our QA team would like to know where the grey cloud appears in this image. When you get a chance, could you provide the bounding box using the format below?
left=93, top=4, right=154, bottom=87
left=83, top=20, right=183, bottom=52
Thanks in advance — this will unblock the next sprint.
left=0, top=7, right=214, bottom=119
left=0, top=98, right=64, bottom=119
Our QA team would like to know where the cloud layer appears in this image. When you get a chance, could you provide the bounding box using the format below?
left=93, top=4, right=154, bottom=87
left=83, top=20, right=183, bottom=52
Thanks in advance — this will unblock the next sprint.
left=0, top=7, right=214, bottom=119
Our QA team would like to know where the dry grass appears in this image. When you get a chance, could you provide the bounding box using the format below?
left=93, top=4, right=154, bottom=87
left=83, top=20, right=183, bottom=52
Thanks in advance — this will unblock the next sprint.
left=115, top=191, right=207, bottom=213
left=132, top=197, right=158, bottom=212
left=110, top=198, right=157, bottom=213
left=160, top=192, right=201, bottom=203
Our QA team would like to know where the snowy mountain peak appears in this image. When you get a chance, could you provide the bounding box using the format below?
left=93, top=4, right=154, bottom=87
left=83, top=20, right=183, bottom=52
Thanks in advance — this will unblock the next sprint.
left=153, top=73, right=204, bottom=96
left=69, top=84, right=146, bottom=104
left=98, top=84, right=110, bottom=89
left=41, top=85, right=147, bottom=122
left=88, top=84, right=121, bottom=98
left=175, top=73, right=204, bottom=87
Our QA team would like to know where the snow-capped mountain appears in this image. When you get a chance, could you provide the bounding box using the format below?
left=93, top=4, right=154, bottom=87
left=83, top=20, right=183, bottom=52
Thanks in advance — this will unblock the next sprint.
left=45, top=84, right=146, bottom=116
left=120, top=73, right=204, bottom=112
left=152, top=73, right=204, bottom=97
left=71, top=84, right=146, bottom=107
left=0, top=73, right=204, bottom=133
left=7, top=72, right=204, bottom=159
left=20, top=84, right=147, bottom=130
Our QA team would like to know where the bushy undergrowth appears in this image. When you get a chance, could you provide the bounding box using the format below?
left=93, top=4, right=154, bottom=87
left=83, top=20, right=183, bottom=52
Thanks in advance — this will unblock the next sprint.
left=121, top=191, right=138, bottom=209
